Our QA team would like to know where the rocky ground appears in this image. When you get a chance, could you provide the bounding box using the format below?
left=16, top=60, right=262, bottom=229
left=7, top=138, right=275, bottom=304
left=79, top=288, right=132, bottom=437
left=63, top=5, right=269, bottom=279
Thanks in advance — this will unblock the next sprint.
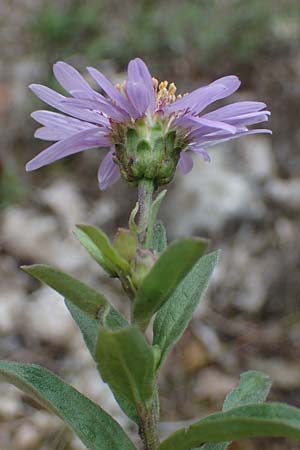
left=1, top=1, right=300, bottom=449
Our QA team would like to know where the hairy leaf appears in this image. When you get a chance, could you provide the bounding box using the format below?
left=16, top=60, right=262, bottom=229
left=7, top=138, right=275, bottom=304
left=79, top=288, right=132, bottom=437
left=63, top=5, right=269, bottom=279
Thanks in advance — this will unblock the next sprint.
left=0, top=361, right=136, bottom=450
left=96, top=326, right=156, bottom=408
left=157, top=403, right=300, bottom=450
left=22, top=264, right=126, bottom=328
left=133, top=238, right=209, bottom=329
left=75, top=224, right=130, bottom=276
left=65, top=302, right=138, bottom=424
left=198, top=370, right=272, bottom=450
left=145, top=189, right=167, bottom=249
left=153, top=251, right=218, bottom=369
left=152, top=221, right=167, bottom=253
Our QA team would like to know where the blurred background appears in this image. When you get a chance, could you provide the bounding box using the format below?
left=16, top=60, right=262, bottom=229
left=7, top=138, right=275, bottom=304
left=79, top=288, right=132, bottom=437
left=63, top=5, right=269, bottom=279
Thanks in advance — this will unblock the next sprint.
left=1, top=0, right=300, bottom=449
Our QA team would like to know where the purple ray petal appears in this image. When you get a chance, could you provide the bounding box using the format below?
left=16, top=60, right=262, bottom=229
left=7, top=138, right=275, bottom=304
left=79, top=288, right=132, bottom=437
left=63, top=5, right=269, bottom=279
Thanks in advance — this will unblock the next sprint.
left=126, top=81, right=152, bottom=117
left=189, top=146, right=211, bottom=162
left=98, top=149, right=121, bottom=190
left=203, top=101, right=267, bottom=121
left=29, top=84, right=108, bottom=125
left=175, top=115, right=237, bottom=134
left=167, top=76, right=241, bottom=114
left=193, top=128, right=272, bottom=149
left=53, top=61, right=95, bottom=98
left=225, top=111, right=271, bottom=128
left=34, top=126, right=76, bottom=141
left=87, top=67, right=136, bottom=117
left=26, top=128, right=110, bottom=171
left=62, top=97, right=129, bottom=122
left=178, top=151, right=194, bottom=174
left=127, top=58, right=155, bottom=112
left=31, top=110, right=98, bottom=132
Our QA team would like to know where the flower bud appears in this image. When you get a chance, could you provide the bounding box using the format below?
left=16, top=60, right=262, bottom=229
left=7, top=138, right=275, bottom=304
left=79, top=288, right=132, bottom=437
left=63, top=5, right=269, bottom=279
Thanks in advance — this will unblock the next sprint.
left=114, top=228, right=139, bottom=263
left=132, top=247, right=157, bottom=288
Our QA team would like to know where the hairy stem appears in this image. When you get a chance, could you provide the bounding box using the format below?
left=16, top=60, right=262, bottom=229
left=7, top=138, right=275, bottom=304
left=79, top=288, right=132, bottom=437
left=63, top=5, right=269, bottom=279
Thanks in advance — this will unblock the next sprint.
left=139, top=405, right=160, bottom=450
left=137, top=178, right=155, bottom=245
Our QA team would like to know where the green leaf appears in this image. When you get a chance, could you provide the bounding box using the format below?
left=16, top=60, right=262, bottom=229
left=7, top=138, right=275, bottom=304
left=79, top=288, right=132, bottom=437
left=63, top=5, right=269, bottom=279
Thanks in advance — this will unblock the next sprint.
left=96, top=326, right=156, bottom=409
left=145, top=189, right=167, bottom=249
left=133, top=238, right=209, bottom=329
left=129, top=202, right=140, bottom=234
left=157, top=403, right=300, bottom=450
left=75, top=224, right=130, bottom=276
left=153, top=251, right=218, bottom=369
left=21, top=264, right=127, bottom=330
left=65, top=302, right=139, bottom=424
left=223, top=371, right=272, bottom=411
left=66, top=300, right=99, bottom=355
left=198, top=370, right=272, bottom=450
left=152, top=221, right=167, bottom=253
left=0, top=361, right=136, bottom=450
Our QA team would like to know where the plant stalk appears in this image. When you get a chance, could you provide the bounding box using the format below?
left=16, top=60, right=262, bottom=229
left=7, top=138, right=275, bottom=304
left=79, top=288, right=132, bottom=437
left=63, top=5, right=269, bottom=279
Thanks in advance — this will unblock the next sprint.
left=139, top=405, right=160, bottom=450
left=137, top=178, right=155, bottom=245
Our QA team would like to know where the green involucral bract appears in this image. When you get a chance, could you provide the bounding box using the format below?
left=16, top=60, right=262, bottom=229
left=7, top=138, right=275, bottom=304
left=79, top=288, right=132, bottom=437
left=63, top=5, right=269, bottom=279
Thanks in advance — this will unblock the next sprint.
left=113, top=118, right=187, bottom=187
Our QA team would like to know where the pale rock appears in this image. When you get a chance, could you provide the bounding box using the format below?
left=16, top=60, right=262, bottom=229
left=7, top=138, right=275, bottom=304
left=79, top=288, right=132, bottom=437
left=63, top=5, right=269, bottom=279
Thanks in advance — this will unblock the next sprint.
left=12, top=56, right=45, bottom=111
left=1, top=206, right=87, bottom=271
left=166, top=148, right=265, bottom=235
left=238, top=136, right=276, bottom=181
left=2, top=207, right=58, bottom=261
left=13, top=422, right=41, bottom=450
left=0, top=385, right=21, bottom=418
left=265, top=178, right=300, bottom=210
left=248, top=357, right=300, bottom=389
left=0, top=288, right=24, bottom=334
left=194, top=368, right=236, bottom=402
left=87, top=197, right=118, bottom=225
left=24, top=286, right=76, bottom=346
left=217, top=244, right=271, bottom=313
left=32, top=410, right=61, bottom=432
left=39, top=180, right=86, bottom=231
left=72, top=436, right=87, bottom=450
left=191, top=322, right=223, bottom=360
left=0, top=257, right=27, bottom=334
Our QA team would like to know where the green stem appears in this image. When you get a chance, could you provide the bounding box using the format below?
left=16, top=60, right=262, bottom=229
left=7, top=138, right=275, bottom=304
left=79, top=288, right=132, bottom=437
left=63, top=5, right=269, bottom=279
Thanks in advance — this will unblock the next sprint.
left=138, top=404, right=160, bottom=450
left=138, top=179, right=155, bottom=245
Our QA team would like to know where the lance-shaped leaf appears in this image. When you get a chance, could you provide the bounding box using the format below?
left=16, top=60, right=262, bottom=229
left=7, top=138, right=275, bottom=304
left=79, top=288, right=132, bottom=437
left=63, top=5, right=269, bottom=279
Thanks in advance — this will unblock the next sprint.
left=197, top=370, right=272, bottom=450
left=153, top=251, right=218, bottom=369
left=96, top=326, right=156, bottom=409
left=66, top=300, right=99, bottom=355
left=157, top=403, right=300, bottom=450
left=22, top=264, right=127, bottom=333
left=145, top=189, right=167, bottom=249
left=65, top=301, right=139, bottom=424
left=133, top=238, right=209, bottom=329
left=223, top=370, right=272, bottom=410
left=152, top=221, right=167, bottom=253
left=75, top=224, right=130, bottom=276
left=22, top=265, right=137, bottom=422
left=0, top=361, right=136, bottom=450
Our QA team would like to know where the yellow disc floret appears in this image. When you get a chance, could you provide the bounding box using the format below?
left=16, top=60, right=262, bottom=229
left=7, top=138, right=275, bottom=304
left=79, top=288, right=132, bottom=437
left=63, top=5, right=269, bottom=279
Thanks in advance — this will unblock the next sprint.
left=153, top=77, right=181, bottom=107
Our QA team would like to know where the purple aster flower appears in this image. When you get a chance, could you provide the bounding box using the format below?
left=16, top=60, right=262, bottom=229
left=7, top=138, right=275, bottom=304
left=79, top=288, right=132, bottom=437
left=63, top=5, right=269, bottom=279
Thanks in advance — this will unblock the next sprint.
left=27, top=58, right=271, bottom=190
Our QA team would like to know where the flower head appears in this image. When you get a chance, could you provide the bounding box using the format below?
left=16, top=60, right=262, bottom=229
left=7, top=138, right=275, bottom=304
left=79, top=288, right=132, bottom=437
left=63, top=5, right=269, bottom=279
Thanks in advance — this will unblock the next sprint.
left=27, top=58, right=271, bottom=190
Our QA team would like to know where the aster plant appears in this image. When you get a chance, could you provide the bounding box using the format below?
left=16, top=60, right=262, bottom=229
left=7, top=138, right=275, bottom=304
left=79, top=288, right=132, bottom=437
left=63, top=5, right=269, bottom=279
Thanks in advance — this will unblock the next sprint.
left=1, top=58, right=300, bottom=450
